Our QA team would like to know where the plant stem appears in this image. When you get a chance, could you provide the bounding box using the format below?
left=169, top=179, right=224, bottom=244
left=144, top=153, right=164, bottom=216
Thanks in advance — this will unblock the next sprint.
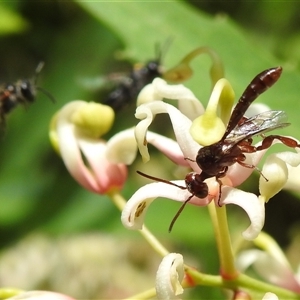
left=208, top=202, right=238, bottom=279
left=124, top=287, right=157, bottom=300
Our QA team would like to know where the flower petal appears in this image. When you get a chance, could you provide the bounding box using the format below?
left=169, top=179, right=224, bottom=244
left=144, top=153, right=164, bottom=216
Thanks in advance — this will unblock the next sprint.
left=78, top=137, right=127, bottom=193
left=106, top=128, right=189, bottom=167
left=155, top=253, right=184, bottom=300
left=221, top=187, right=265, bottom=240
left=146, top=131, right=190, bottom=166
left=190, top=78, right=234, bottom=146
left=135, top=101, right=200, bottom=169
left=105, top=128, right=138, bottom=165
left=151, top=78, right=204, bottom=120
left=237, top=250, right=300, bottom=293
left=262, top=292, right=278, bottom=300
left=259, top=154, right=288, bottom=202
left=56, top=102, right=101, bottom=193
left=121, top=181, right=209, bottom=230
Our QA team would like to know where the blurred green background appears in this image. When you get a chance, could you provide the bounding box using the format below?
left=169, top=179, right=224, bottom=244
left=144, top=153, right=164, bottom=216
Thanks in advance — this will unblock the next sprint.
left=0, top=1, right=300, bottom=299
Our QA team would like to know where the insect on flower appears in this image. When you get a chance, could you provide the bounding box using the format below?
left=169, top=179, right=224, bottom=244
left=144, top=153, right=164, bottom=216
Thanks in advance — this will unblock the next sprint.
left=195, top=66, right=300, bottom=205
left=0, top=62, right=55, bottom=127
left=103, top=43, right=170, bottom=112
left=137, top=170, right=209, bottom=232
left=138, top=66, right=300, bottom=232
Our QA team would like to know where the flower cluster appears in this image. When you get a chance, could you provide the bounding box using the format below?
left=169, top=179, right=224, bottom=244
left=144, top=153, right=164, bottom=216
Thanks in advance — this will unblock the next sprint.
left=46, top=60, right=300, bottom=299
left=121, top=77, right=300, bottom=241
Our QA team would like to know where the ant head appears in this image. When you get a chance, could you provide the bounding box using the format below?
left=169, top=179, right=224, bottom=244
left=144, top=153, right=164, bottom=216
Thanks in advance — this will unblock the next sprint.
left=20, top=80, right=35, bottom=102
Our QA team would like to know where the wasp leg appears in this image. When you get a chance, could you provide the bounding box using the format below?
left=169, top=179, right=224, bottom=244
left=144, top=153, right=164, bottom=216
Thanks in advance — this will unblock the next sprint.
left=257, top=135, right=300, bottom=151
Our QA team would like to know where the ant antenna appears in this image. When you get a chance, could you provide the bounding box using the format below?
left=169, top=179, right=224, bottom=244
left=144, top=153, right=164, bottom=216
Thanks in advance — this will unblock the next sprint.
left=34, top=61, right=56, bottom=103
left=154, top=37, right=174, bottom=63
left=36, top=87, right=56, bottom=103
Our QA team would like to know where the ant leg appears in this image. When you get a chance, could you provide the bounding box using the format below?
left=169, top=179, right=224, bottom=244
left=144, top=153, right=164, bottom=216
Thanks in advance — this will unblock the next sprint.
left=257, top=135, right=300, bottom=151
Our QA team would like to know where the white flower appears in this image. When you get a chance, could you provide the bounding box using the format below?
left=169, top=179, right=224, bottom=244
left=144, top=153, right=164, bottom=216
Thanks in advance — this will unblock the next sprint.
left=121, top=79, right=277, bottom=240
left=155, top=253, right=184, bottom=299
left=49, top=101, right=132, bottom=194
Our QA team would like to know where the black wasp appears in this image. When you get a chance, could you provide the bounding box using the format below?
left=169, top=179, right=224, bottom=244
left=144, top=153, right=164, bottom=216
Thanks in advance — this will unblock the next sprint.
left=195, top=66, right=299, bottom=205
left=0, top=62, right=54, bottom=127
left=102, top=44, right=167, bottom=111
left=139, top=66, right=300, bottom=232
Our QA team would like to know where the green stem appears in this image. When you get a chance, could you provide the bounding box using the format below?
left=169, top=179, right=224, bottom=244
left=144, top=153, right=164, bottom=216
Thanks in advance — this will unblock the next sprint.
left=123, top=287, right=157, bottom=300
left=208, top=202, right=238, bottom=279
left=236, top=273, right=300, bottom=299
left=185, top=267, right=300, bottom=299
left=163, top=46, right=224, bottom=86
left=107, top=190, right=169, bottom=257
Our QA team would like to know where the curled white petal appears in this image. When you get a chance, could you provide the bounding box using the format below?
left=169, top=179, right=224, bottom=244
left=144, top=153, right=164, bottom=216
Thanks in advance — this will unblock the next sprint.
left=106, top=128, right=137, bottom=165
left=155, top=253, right=184, bottom=300
left=259, top=155, right=288, bottom=202
left=137, top=78, right=204, bottom=120
left=262, top=292, right=279, bottom=300
left=221, top=187, right=265, bottom=240
left=137, top=83, right=162, bottom=105
left=152, top=78, right=204, bottom=120
left=135, top=101, right=200, bottom=168
left=121, top=181, right=210, bottom=230
left=56, top=101, right=100, bottom=192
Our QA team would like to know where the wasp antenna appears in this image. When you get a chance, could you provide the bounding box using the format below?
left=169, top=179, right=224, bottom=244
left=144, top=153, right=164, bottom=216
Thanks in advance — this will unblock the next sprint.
left=168, top=195, right=193, bottom=232
left=36, top=86, right=56, bottom=103
left=136, top=170, right=186, bottom=190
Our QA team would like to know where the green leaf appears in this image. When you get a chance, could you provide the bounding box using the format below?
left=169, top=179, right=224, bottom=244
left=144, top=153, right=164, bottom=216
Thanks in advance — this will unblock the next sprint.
left=75, top=0, right=300, bottom=144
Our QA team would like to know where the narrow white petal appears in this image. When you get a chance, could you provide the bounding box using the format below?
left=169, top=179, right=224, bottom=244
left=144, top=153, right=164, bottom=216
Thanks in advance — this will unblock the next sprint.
left=156, top=253, right=184, bottom=299
left=121, top=181, right=209, bottom=230
left=152, top=77, right=204, bottom=120
left=135, top=101, right=200, bottom=167
left=221, top=187, right=265, bottom=240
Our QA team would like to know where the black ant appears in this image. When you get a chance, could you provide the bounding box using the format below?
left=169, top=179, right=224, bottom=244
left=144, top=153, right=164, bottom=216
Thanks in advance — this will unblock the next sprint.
left=0, top=62, right=55, bottom=127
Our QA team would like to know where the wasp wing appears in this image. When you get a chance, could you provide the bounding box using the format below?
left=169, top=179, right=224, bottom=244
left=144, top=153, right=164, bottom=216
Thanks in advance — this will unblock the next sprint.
left=224, top=110, right=290, bottom=146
